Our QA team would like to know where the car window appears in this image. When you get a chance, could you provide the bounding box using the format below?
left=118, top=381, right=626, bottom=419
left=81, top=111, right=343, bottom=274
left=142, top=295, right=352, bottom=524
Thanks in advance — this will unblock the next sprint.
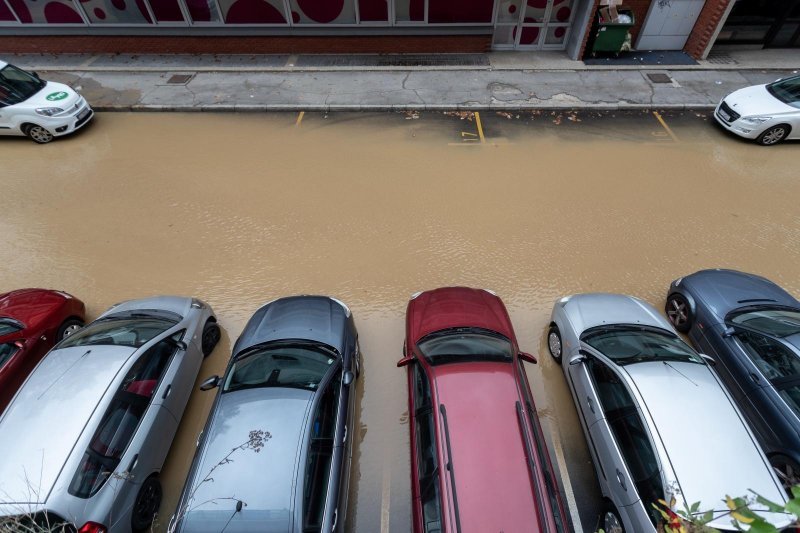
left=589, top=359, right=662, bottom=527
left=0, top=64, right=46, bottom=106
left=303, top=371, right=341, bottom=532
left=767, top=75, right=800, bottom=109
left=413, top=364, right=442, bottom=533
left=736, top=330, right=800, bottom=382
left=0, top=318, right=22, bottom=336
left=59, top=316, right=176, bottom=349
left=417, top=327, right=512, bottom=366
left=583, top=326, right=702, bottom=366
left=68, top=333, right=181, bottom=498
left=0, top=343, right=19, bottom=370
left=729, top=308, right=800, bottom=338
left=224, top=343, right=336, bottom=393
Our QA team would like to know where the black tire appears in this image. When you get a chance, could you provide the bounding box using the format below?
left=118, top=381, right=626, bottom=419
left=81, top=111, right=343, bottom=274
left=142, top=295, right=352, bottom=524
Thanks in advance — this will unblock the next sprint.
left=201, top=319, right=221, bottom=358
left=600, top=501, right=625, bottom=533
left=56, top=318, right=84, bottom=340
left=131, top=476, right=162, bottom=532
left=547, top=325, right=563, bottom=364
left=756, top=124, right=790, bottom=146
left=665, top=293, right=692, bottom=334
left=23, top=124, right=55, bottom=144
left=771, top=455, right=800, bottom=496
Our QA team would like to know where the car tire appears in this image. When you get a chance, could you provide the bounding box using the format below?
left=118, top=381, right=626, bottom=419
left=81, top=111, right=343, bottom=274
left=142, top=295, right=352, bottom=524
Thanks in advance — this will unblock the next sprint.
left=23, top=124, right=55, bottom=144
left=131, top=476, right=162, bottom=532
left=201, top=318, right=221, bottom=358
left=756, top=124, right=790, bottom=146
left=601, top=501, right=625, bottom=533
left=666, top=293, right=693, bottom=333
left=547, top=325, right=563, bottom=364
left=56, top=318, right=84, bottom=340
left=771, top=455, right=800, bottom=496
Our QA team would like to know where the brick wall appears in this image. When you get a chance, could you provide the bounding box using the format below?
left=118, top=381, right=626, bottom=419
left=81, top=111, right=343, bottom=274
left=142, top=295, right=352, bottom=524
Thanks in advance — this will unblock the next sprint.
left=684, top=0, right=732, bottom=59
left=0, top=34, right=491, bottom=54
left=619, top=0, right=650, bottom=44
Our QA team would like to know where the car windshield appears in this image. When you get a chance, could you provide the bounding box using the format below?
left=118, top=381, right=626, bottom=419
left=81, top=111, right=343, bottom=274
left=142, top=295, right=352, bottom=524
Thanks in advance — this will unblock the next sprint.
left=224, top=343, right=336, bottom=392
left=416, top=327, right=513, bottom=366
left=583, top=326, right=703, bottom=366
left=0, top=64, right=46, bottom=106
left=767, top=76, right=800, bottom=109
left=729, top=307, right=800, bottom=337
left=0, top=343, right=20, bottom=370
left=58, top=315, right=176, bottom=349
left=0, top=318, right=22, bottom=336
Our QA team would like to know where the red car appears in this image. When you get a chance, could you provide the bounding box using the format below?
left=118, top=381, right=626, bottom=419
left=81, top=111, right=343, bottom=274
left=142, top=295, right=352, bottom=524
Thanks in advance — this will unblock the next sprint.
left=0, top=289, right=86, bottom=412
left=398, top=287, right=570, bottom=533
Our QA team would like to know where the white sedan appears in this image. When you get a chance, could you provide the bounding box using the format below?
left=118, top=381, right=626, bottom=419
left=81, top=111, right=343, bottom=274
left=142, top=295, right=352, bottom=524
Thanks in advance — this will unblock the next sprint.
left=714, top=74, right=800, bottom=146
left=0, top=59, right=93, bottom=144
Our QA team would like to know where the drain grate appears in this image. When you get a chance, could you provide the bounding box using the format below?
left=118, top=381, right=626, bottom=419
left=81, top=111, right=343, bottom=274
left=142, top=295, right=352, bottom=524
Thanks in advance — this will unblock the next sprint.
left=647, top=73, right=673, bottom=84
left=167, top=74, right=194, bottom=84
left=706, top=51, right=737, bottom=65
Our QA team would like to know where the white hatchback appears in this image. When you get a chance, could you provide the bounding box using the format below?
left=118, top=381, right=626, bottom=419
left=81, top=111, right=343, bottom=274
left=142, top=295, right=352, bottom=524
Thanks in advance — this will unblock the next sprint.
left=0, top=59, right=93, bottom=144
left=714, top=74, right=800, bottom=146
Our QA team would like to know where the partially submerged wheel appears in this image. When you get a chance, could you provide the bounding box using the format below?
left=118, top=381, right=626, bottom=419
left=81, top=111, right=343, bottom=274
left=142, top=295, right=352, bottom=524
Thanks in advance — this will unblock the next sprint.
left=57, top=318, right=84, bottom=340
left=23, top=124, right=54, bottom=144
left=601, top=501, right=625, bottom=533
left=547, top=325, right=563, bottom=364
left=201, top=318, right=221, bottom=357
left=756, top=124, right=790, bottom=146
left=771, top=456, right=800, bottom=496
left=666, top=293, right=692, bottom=333
left=131, top=476, right=162, bottom=532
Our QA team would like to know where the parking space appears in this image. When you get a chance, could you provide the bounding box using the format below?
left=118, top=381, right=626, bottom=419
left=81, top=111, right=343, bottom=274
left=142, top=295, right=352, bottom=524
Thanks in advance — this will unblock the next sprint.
left=1, top=110, right=798, bottom=532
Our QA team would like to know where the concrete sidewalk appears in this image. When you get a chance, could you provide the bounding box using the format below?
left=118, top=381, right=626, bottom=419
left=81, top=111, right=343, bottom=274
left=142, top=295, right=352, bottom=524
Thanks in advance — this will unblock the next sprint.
left=8, top=49, right=798, bottom=111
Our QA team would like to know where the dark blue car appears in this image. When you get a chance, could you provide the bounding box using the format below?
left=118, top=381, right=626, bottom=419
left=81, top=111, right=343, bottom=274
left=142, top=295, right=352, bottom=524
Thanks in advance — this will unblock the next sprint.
left=666, top=269, right=800, bottom=492
left=170, top=296, right=360, bottom=533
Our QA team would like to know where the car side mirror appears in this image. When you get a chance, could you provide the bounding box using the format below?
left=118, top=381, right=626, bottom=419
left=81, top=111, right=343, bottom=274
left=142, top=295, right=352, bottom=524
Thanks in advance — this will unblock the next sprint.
left=519, top=351, right=537, bottom=364
left=32, top=71, right=40, bottom=79
left=199, top=375, right=221, bottom=391
left=722, top=326, right=736, bottom=338
left=699, top=353, right=716, bottom=366
left=397, top=355, right=415, bottom=368
left=343, top=371, right=355, bottom=386
left=569, top=352, right=589, bottom=366
left=173, top=340, right=188, bottom=351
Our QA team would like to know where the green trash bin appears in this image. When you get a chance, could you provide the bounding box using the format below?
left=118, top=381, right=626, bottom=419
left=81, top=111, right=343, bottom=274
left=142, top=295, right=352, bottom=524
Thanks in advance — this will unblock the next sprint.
left=591, top=8, right=635, bottom=54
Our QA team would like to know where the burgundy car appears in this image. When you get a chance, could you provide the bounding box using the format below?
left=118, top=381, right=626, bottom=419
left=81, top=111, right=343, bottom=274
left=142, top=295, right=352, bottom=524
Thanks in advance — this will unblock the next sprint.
left=398, top=287, right=570, bottom=533
left=0, top=289, right=86, bottom=412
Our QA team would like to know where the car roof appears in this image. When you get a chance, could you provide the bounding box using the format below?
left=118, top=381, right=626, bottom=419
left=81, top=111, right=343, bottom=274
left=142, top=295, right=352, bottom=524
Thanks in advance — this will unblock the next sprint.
left=562, top=293, right=671, bottom=334
left=407, top=287, right=514, bottom=343
left=623, top=361, right=786, bottom=511
left=430, top=361, right=546, bottom=530
left=0, top=345, right=135, bottom=504
left=180, top=387, right=313, bottom=532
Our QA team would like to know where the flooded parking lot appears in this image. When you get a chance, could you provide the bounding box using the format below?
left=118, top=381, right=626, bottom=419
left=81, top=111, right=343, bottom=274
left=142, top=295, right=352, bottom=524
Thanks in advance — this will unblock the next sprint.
left=1, top=110, right=799, bottom=532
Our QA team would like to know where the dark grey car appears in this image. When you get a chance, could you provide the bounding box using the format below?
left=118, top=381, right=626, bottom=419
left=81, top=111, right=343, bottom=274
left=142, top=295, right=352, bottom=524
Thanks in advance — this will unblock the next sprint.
left=170, top=296, right=360, bottom=533
left=666, top=269, right=800, bottom=491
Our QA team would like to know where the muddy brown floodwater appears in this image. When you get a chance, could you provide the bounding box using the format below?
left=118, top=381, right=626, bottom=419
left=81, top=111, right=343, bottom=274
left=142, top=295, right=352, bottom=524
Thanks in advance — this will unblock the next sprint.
left=1, top=111, right=799, bottom=532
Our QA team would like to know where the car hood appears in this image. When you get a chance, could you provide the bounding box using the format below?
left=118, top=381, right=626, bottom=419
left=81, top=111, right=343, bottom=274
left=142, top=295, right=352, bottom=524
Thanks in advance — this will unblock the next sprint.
left=180, top=387, right=313, bottom=533
left=0, top=345, right=135, bottom=504
left=623, top=361, right=787, bottom=516
left=17, top=81, right=81, bottom=111
left=561, top=293, right=672, bottom=335
left=724, top=85, right=796, bottom=118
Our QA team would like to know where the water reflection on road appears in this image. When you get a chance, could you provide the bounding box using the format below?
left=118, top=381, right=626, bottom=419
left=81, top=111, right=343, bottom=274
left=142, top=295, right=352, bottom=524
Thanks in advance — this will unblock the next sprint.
left=1, top=111, right=798, bottom=532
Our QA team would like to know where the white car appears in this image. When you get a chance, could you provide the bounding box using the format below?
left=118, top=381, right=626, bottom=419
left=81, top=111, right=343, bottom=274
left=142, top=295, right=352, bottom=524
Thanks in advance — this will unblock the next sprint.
left=0, top=59, right=93, bottom=144
left=714, top=74, right=800, bottom=146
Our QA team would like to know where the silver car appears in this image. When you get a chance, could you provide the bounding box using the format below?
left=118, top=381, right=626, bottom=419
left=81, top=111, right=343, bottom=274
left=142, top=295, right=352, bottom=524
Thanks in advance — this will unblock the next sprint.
left=0, top=296, right=221, bottom=533
left=546, top=293, right=791, bottom=533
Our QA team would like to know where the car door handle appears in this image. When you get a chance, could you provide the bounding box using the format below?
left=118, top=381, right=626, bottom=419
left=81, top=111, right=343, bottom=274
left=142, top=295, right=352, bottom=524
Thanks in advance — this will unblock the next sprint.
left=332, top=508, right=338, bottom=530
left=127, top=454, right=139, bottom=473
left=162, top=384, right=172, bottom=399
left=343, top=424, right=347, bottom=444
left=616, top=469, right=627, bottom=491
left=749, top=373, right=761, bottom=384
left=587, top=396, right=595, bottom=414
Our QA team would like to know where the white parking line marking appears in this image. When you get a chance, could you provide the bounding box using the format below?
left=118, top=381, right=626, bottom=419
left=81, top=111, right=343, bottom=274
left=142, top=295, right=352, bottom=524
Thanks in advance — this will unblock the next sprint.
left=381, top=458, right=391, bottom=533
left=549, top=421, right=584, bottom=533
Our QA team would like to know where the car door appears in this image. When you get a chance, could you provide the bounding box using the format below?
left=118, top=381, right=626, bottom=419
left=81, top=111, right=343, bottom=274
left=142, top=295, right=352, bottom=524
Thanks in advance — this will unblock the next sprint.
left=153, top=329, right=199, bottom=422
left=410, top=362, right=444, bottom=533
left=699, top=323, right=758, bottom=402
left=332, top=345, right=358, bottom=531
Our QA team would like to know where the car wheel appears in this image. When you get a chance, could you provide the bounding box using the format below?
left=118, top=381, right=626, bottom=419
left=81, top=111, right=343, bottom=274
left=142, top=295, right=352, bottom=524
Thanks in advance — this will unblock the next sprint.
left=56, top=318, right=84, bottom=340
left=547, top=325, right=563, bottom=364
left=771, top=456, right=800, bottom=496
left=23, top=124, right=55, bottom=144
left=201, top=319, right=221, bottom=358
left=666, top=293, right=692, bottom=333
left=601, top=502, right=625, bottom=533
left=756, top=124, right=790, bottom=146
left=131, top=476, right=162, bottom=532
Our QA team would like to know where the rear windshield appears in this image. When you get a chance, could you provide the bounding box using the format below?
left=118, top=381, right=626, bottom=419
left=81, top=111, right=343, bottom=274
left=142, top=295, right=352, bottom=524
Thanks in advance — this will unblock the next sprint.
left=0, top=318, right=22, bottom=337
left=767, top=75, right=800, bottom=109
left=417, top=327, right=512, bottom=366
left=729, top=307, right=800, bottom=337
left=58, top=316, right=176, bottom=349
left=224, top=343, right=336, bottom=392
left=0, top=64, right=46, bottom=106
left=583, top=326, right=702, bottom=366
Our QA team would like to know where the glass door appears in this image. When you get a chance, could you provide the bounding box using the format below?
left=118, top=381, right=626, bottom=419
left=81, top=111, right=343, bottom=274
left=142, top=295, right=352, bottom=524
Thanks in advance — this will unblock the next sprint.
left=492, top=0, right=575, bottom=50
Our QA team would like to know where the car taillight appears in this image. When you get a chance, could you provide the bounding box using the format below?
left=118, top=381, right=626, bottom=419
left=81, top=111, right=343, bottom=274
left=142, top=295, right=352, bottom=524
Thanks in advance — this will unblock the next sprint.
left=78, top=522, right=107, bottom=533
left=14, top=340, right=25, bottom=348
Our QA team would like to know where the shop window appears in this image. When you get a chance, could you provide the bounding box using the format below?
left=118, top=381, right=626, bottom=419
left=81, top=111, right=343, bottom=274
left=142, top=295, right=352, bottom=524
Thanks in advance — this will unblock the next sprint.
left=496, top=0, right=522, bottom=23
left=288, top=0, right=356, bottom=23
left=428, top=0, right=493, bottom=23
left=149, top=0, right=184, bottom=21
left=217, top=0, right=287, bottom=23
left=78, top=0, right=152, bottom=24
left=186, top=0, right=221, bottom=22
left=358, top=0, right=386, bottom=21
left=0, top=0, right=16, bottom=21
left=395, top=0, right=423, bottom=22
left=7, top=0, right=83, bottom=23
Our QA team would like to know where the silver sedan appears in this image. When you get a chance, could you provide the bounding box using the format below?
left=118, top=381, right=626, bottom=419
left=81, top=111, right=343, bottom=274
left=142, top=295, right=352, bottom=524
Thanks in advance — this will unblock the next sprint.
left=546, top=293, right=790, bottom=533
left=0, top=296, right=221, bottom=533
